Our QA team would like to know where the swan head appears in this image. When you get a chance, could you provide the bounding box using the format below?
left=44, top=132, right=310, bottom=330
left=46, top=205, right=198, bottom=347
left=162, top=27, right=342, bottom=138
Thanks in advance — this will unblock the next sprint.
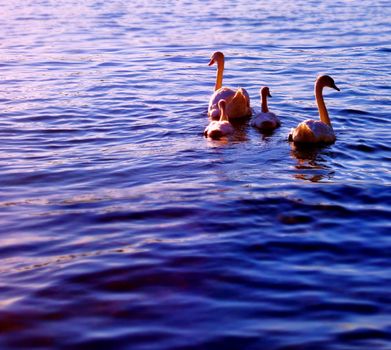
left=218, top=99, right=227, bottom=112
left=317, top=75, right=340, bottom=91
left=261, top=86, right=272, bottom=98
left=208, top=51, right=224, bottom=66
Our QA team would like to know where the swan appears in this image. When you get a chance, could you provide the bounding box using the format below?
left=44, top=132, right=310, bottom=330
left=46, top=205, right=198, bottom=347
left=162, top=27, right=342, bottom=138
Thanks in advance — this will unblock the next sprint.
left=251, top=86, right=280, bottom=130
left=207, top=51, right=252, bottom=120
left=204, top=99, right=234, bottom=139
left=289, top=75, right=340, bottom=144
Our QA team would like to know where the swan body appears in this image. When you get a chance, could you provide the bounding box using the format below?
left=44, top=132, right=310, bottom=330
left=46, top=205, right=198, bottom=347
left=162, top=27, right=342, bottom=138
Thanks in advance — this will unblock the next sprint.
left=204, top=99, right=234, bottom=139
left=290, top=119, right=335, bottom=144
left=207, top=51, right=252, bottom=120
left=289, top=75, right=340, bottom=144
left=251, top=87, right=280, bottom=130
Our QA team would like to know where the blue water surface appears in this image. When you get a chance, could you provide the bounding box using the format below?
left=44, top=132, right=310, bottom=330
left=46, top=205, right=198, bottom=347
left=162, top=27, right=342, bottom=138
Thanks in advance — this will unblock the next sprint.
left=0, top=1, right=391, bottom=349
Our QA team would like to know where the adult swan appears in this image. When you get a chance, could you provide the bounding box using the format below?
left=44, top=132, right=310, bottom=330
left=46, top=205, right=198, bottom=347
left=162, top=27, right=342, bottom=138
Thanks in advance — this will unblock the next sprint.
left=207, top=51, right=252, bottom=120
left=289, top=75, right=340, bottom=144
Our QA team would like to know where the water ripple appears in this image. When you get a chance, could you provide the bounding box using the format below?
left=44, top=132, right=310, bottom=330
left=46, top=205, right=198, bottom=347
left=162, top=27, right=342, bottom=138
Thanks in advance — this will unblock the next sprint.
left=0, top=0, right=391, bottom=349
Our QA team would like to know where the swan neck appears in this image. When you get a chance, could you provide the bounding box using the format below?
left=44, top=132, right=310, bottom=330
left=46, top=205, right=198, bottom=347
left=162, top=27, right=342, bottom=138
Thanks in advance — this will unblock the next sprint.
left=315, top=83, right=332, bottom=127
left=215, top=59, right=224, bottom=91
left=219, top=106, right=229, bottom=122
left=261, top=92, right=269, bottom=113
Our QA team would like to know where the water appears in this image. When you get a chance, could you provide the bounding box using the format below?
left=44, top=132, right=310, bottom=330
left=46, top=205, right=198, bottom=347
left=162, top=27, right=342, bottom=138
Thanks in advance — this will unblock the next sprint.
left=0, top=0, right=391, bottom=349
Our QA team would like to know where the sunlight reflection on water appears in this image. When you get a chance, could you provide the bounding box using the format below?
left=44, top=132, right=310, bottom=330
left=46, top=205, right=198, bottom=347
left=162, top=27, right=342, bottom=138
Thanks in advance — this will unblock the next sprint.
left=0, top=0, right=390, bottom=349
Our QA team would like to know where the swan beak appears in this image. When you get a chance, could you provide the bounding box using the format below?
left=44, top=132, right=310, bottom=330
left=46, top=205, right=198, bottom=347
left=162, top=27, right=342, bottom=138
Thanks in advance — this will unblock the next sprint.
left=332, top=84, right=340, bottom=91
left=268, top=92, right=272, bottom=98
left=208, top=58, right=215, bottom=66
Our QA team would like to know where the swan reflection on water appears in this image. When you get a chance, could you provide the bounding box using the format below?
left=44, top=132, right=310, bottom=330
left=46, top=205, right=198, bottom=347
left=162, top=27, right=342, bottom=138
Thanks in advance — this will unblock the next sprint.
left=290, top=143, right=335, bottom=183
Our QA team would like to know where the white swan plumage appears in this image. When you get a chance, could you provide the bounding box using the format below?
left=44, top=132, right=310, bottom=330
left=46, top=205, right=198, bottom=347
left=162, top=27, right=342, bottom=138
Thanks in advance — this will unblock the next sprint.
left=207, top=51, right=252, bottom=120
left=204, top=99, right=234, bottom=139
left=251, top=86, right=280, bottom=131
left=289, top=75, right=340, bottom=144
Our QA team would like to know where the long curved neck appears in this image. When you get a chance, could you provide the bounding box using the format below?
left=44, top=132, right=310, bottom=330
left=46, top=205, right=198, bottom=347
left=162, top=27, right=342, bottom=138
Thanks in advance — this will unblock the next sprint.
left=215, top=58, right=224, bottom=91
left=315, top=82, right=332, bottom=127
left=261, top=92, right=269, bottom=113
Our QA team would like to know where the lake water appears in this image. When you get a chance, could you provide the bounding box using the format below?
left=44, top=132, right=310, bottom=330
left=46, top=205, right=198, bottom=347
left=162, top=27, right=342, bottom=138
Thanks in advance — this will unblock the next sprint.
left=0, top=1, right=391, bottom=349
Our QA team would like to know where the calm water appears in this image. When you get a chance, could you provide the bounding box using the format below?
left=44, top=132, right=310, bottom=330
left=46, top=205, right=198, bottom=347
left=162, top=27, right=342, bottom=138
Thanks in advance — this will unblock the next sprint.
left=1, top=1, right=391, bottom=349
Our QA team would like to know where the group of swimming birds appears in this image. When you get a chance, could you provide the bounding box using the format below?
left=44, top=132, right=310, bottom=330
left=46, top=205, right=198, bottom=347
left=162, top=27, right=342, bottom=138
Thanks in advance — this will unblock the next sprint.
left=204, top=51, right=340, bottom=144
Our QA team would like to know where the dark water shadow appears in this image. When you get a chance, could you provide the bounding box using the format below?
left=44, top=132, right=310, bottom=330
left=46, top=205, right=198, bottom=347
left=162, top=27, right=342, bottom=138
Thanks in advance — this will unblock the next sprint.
left=290, top=143, right=335, bottom=183
left=230, top=117, right=251, bottom=143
